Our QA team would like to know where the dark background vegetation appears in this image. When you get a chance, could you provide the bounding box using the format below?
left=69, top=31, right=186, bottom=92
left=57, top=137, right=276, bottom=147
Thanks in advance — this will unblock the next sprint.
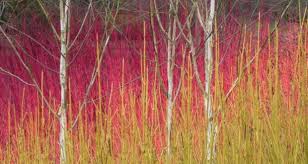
left=1, top=0, right=307, bottom=25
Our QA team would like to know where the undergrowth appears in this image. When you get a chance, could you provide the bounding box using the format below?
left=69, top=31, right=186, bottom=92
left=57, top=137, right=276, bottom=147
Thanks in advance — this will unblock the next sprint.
left=0, top=17, right=307, bottom=164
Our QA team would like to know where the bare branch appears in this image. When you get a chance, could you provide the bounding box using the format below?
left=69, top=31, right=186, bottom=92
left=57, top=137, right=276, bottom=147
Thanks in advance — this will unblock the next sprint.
left=68, top=0, right=92, bottom=50
left=0, top=20, right=58, bottom=60
left=224, top=0, right=294, bottom=101
left=70, top=34, right=111, bottom=129
left=150, top=0, right=168, bottom=96
left=0, top=25, right=58, bottom=117
left=36, top=0, right=60, bottom=41
left=0, top=66, right=35, bottom=86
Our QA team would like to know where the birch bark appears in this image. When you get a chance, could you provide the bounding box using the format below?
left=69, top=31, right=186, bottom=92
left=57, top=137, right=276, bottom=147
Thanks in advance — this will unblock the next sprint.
left=204, top=0, right=216, bottom=160
left=59, top=0, right=70, bottom=163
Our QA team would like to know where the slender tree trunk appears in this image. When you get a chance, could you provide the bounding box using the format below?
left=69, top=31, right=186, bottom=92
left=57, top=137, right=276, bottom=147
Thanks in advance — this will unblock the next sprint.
left=166, top=31, right=173, bottom=156
left=166, top=0, right=178, bottom=156
left=205, top=0, right=216, bottom=160
left=59, top=0, right=70, bottom=163
left=166, top=12, right=173, bottom=158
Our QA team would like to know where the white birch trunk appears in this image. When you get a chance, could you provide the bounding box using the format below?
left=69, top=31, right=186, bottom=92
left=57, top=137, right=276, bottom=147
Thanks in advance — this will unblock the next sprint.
left=205, top=0, right=216, bottom=160
left=166, top=0, right=178, bottom=156
left=166, top=12, right=173, bottom=158
left=59, top=0, right=70, bottom=163
left=166, top=44, right=173, bottom=156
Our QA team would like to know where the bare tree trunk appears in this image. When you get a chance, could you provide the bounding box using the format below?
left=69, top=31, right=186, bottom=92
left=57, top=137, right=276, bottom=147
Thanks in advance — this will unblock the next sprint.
left=152, top=0, right=181, bottom=157
left=166, top=0, right=178, bottom=156
left=166, top=29, right=173, bottom=156
left=59, top=0, right=70, bottom=163
left=204, top=0, right=216, bottom=160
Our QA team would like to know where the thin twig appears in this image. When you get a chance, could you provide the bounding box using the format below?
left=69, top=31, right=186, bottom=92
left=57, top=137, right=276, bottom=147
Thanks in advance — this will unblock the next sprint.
left=0, top=66, right=35, bottom=86
left=0, top=25, right=58, bottom=117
